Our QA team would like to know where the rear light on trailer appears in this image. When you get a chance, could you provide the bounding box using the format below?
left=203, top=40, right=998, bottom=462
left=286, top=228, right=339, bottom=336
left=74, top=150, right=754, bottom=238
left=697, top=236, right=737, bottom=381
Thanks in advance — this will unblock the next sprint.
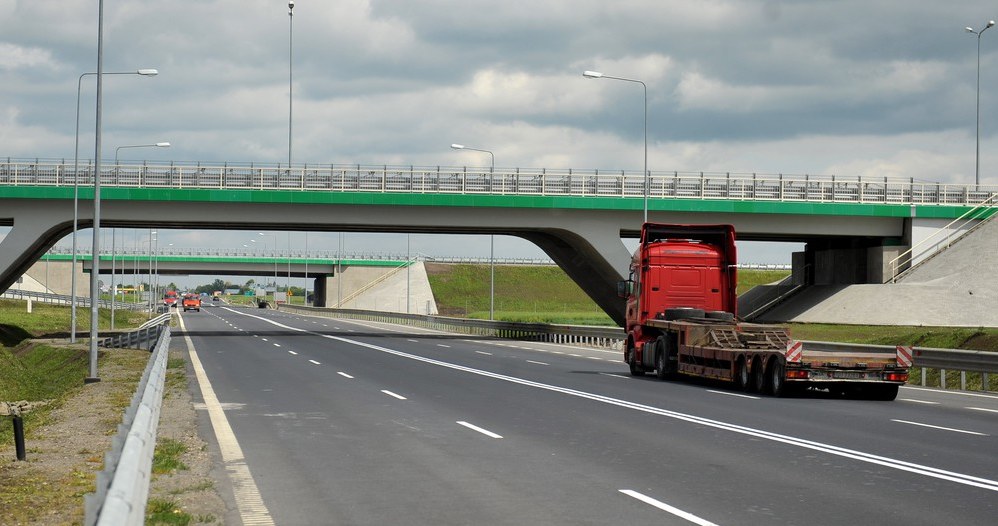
left=883, top=372, right=909, bottom=383
left=786, top=369, right=810, bottom=380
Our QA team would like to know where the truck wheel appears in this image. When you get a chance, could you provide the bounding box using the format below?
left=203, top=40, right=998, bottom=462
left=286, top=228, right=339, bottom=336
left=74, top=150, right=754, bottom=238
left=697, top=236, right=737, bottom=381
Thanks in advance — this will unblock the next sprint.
left=766, top=358, right=786, bottom=397
left=664, top=307, right=705, bottom=321
left=626, top=346, right=645, bottom=377
left=735, top=357, right=750, bottom=391
left=654, top=336, right=673, bottom=380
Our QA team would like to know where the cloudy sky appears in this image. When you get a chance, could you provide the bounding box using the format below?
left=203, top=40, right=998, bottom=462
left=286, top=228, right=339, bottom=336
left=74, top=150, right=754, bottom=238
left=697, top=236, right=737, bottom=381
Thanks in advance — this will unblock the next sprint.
left=2, top=1, right=996, bottom=280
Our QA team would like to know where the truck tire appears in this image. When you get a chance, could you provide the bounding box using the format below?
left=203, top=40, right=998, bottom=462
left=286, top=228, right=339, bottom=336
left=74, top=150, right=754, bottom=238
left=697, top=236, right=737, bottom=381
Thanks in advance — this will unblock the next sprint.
left=750, top=357, right=765, bottom=393
left=867, top=384, right=900, bottom=401
left=664, top=307, right=705, bottom=321
left=735, top=357, right=750, bottom=391
left=626, top=345, right=645, bottom=377
left=766, top=358, right=786, bottom=397
left=705, top=310, right=734, bottom=322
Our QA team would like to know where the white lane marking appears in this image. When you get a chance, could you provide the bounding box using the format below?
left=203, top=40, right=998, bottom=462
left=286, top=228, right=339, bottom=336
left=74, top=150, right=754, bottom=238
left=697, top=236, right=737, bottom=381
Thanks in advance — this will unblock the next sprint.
left=967, top=407, right=998, bottom=414
left=599, top=372, right=628, bottom=379
left=587, top=356, right=604, bottom=361
left=568, top=353, right=581, bottom=357
left=261, top=338, right=268, bottom=342
left=177, top=313, right=274, bottom=525
left=900, top=399, right=940, bottom=405
left=309, top=359, right=321, bottom=365
left=891, top=419, right=988, bottom=436
left=475, top=351, right=493, bottom=356
left=706, top=390, right=760, bottom=400
left=222, top=307, right=998, bottom=493
left=901, top=386, right=998, bottom=400
left=437, top=344, right=451, bottom=348
left=273, top=343, right=281, bottom=347
left=526, top=360, right=549, bottom=366
left=337, top=372, right=354, bottom=379
left=619, top=490, right=717, bottom=526
left=407, top=339, right=419, bottom=342
left=288, top=351, right=298, bottom=355
left=457, top=421, right=503, bottom=439
left=382, top=390, right=407, bottom=400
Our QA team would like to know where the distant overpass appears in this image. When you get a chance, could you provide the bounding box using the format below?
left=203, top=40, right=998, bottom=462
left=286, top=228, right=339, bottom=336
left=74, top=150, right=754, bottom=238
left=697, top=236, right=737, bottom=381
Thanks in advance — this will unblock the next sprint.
left=2, top=159, right=995, bottom=324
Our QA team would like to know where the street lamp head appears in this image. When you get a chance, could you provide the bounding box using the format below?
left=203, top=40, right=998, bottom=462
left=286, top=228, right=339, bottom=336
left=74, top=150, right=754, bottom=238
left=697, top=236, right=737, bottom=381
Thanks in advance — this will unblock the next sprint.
left=966, top=26, right=976, bottom=33
left=137, top=69, right=158, bottom=76
left=583, top=70, right=604, bottom=79
left=989, top=20, right=996, bottom=28
left=450, top=144, right=465, bottom=150
left=155, top=142, right=170, bottom=147
left=289, top=0, right=294, bottom=13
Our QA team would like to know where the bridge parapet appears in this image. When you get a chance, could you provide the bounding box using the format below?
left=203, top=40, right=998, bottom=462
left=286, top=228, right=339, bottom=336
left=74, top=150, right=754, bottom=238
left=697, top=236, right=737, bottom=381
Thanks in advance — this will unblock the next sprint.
left=2, top=159, right=995, bottom=207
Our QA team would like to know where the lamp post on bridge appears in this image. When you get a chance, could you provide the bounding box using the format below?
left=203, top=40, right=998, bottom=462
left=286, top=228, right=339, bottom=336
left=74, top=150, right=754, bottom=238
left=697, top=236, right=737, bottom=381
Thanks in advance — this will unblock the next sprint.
left=582, top=70, right=648, bottom=224
left=450, top=144, right=496, bottom=320
left=966, top=20, right=995, bottom=187
left=70, top=68, right=157, bottom=344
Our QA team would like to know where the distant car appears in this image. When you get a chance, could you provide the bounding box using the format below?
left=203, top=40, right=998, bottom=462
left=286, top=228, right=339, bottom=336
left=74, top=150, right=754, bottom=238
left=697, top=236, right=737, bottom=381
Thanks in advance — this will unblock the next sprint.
left=212, top=296, right=220, bottom=302
left=182, top=293, right=201, bottom=312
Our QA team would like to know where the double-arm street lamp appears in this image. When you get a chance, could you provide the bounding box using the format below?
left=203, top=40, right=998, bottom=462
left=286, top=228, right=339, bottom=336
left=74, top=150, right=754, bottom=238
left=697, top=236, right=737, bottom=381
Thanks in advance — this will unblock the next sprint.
left=108, top=143, right=170, bottom=328
left=966, top=20, right=995, bottom=187
left=583, top=70, right=648, bottom=223
left=450, top=144, right=496, bottom=320
left=70, top=68, right=157, bottom=343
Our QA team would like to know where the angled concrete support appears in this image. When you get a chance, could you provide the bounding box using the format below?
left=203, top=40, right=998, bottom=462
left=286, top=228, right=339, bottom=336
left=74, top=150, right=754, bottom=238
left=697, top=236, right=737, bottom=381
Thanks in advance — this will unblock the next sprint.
left=0, top=203, right=75, bottom=295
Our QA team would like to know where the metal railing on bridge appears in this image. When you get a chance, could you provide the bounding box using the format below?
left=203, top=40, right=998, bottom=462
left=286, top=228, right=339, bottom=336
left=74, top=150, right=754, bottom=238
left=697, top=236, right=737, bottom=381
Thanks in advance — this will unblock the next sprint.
left=3, top=158, right=996, bottom=207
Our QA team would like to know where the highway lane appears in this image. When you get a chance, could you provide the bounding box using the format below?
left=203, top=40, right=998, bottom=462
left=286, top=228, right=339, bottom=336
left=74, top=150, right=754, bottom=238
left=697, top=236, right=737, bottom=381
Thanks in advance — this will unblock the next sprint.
left=176, top=306, right=998, bottom=525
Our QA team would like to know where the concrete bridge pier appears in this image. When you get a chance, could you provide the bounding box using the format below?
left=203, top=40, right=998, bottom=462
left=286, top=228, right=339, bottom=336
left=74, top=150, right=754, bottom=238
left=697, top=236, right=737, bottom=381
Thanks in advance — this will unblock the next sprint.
left=0, top=202, right=74, bottom=295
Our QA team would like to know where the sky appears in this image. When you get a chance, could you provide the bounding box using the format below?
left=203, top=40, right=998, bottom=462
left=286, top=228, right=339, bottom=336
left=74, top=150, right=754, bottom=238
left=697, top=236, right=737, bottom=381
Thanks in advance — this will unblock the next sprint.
left=2, top=1, right=996, bottom=284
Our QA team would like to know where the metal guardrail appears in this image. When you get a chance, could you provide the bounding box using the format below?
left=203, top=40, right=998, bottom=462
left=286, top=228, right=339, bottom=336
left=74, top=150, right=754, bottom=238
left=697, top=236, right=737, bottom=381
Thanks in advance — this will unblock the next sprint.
left=3, top=158, right=996, bottom=206
left=0, top=289, right=146, bottom=311
left=85, top=325, right=172, bottom=525
left=98, top=313, right=172, bottom=350
left=279, top=305, right=998, bottom=392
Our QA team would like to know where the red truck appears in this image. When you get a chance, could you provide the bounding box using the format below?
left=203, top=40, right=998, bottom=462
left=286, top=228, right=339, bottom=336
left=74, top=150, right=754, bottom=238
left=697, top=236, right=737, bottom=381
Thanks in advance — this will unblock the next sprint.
left=619, top=223, right=910, bottom=400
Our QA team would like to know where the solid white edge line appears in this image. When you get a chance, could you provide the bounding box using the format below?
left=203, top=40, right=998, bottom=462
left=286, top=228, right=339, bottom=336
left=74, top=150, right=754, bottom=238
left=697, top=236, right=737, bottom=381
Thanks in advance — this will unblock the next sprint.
left=966, top=407, right=998, bottom=414
left=457, top=421, right=503, bottom=439
left=901, top=386, right=998, bottom=400
left=337, top=372, right=354, bottom=379
left=177, top=312, right=274, bottom=525
left=706, top=389, right=760, bottom=400
left=619, top=490, right=718, bottom=526
left=382, top=390, right=407, bottom=400
left=891, top=419, right=988, bottom=436
left=220, top=307, right=998, bottom=493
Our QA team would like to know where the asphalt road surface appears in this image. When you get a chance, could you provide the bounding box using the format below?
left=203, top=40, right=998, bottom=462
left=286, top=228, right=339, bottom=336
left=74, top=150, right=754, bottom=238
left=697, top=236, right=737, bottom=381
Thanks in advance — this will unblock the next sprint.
left=173, top=305, right=998, bottom=525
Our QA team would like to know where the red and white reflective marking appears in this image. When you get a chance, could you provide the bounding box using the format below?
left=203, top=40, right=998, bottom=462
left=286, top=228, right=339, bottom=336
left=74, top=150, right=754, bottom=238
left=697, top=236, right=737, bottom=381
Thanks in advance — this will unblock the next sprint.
left=896, top=346, right=913, bottom=368
left=785, top=340, right=803, bottom=363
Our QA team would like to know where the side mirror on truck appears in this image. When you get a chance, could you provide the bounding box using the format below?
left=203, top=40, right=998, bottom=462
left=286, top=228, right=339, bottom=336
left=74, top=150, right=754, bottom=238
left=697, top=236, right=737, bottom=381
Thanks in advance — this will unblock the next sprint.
left=616, top=280, right=634, bottom=298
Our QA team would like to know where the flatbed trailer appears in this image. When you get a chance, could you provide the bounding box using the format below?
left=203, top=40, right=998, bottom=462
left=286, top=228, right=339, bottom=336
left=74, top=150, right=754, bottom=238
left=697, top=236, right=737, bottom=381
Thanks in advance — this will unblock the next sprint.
left=629, top=314, right=910, bottom=399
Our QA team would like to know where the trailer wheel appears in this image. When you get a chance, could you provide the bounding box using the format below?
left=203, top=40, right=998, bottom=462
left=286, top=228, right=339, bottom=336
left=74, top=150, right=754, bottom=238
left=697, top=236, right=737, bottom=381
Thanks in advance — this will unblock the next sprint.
left=866, top=384, right=900, bottom=401
left=766, top=358, right=786, bottom=397
left=664, top=307, right=705, bottom=320
left=750, top=357, right=765, bottom=393
left=735, top=357, right=750, bottom=391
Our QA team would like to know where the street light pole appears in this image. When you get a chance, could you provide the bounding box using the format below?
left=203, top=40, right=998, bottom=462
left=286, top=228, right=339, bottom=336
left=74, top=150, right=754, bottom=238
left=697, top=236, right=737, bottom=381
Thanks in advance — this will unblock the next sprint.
left=87, top=0, right=107, bottom=383
left=966, top=20, right=995, bottom=187
left=71, top=68, right=158, bottom=343
left=288, top=0, right=295, bottom=169
left=109, top=143, right=169, bottom=328
left=583, top=70, right=648, bottom=223
left=450, top=144, right=496, bottom=320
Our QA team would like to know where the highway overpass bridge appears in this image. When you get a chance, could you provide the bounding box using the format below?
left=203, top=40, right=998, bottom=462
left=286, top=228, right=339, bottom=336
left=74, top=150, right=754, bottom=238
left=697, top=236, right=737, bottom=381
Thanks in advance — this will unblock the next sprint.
left=2, top=159, right=996, bottom=324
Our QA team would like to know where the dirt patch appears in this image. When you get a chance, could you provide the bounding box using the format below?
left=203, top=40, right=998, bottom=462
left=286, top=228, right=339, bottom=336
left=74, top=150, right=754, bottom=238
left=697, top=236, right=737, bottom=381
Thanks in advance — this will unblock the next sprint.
left=0, top=343, right=226, bottom=525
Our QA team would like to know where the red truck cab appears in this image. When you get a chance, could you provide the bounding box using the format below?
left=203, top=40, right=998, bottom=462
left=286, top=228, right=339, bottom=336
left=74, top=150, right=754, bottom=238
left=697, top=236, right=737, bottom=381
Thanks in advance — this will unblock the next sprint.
left=182, top=293, right=201, bottom=312
left=163, top=291, right=179, bottom=308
